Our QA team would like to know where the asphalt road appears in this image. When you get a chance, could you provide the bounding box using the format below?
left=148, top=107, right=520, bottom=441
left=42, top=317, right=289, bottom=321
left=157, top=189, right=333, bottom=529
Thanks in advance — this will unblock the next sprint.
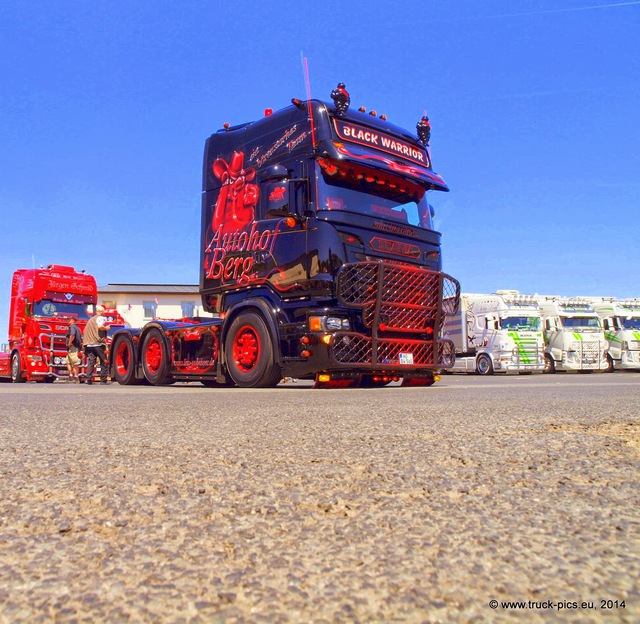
left=1, top=373, right=639, bottom=623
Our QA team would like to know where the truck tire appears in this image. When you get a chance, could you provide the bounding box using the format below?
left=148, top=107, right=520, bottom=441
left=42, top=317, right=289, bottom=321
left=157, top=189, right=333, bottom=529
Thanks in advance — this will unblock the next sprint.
left=543, top=354, right=556, bottom=374
left=141, top=328, right=171, bottom=385
left=11, top=353, right=26, bottom=383
left=224, top=311, right=281, bottom=388
left=112, top=335, right=140, bottom=385
left=475, top=354, right=493, bottom=375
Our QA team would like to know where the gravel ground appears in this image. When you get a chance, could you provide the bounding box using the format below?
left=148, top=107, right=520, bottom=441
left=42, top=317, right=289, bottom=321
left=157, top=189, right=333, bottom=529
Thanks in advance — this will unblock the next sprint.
left=0, top=374, right=638, bottom=623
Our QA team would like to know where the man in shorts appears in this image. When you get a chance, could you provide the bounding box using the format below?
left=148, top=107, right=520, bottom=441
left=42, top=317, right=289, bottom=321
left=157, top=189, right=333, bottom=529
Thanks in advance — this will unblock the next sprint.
left=66, top=317, right=82, bottom=382
left=83, top=305, right=112, bottom=385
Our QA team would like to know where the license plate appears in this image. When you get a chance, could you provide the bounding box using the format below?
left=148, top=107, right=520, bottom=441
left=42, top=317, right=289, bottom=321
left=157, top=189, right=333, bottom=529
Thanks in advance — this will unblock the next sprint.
left=399, top=352, right=414, bottom=365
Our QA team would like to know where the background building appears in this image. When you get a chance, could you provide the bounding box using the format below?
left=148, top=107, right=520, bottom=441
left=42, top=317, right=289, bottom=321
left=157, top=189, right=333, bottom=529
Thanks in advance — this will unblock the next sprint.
left=98, top=284, right=214, bottom=328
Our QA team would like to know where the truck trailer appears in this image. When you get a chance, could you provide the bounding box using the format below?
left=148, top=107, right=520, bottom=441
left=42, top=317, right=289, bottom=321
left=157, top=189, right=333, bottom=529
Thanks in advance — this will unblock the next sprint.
left=536, top=296, right=608, bottom=373
left=588, top=298, right=640, bottom=371
left=109, top=83, right=460, bottom=388
left=442, top=291, right=545, bottom=374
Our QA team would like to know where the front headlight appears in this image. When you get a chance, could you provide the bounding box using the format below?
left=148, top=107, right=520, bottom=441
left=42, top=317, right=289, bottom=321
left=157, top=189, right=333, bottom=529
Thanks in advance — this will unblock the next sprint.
left=309, top=316, right=351, bottom=332
left=326, top=317, right=343, bottom=331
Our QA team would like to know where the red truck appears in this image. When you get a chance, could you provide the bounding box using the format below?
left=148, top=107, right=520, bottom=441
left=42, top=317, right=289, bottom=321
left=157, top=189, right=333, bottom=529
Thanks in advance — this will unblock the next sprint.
left=109, top=83, right=460, bottom=388
left=0, top=265, right=124, bottom=382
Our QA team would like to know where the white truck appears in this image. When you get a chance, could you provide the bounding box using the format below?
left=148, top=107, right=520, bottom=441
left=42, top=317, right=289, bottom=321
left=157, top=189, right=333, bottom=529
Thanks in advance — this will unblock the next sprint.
left=536, top=296, right=608, bottom=373
left=588, top=298, right=640, bottom=371
left=443, top=291, right=545, bottom=375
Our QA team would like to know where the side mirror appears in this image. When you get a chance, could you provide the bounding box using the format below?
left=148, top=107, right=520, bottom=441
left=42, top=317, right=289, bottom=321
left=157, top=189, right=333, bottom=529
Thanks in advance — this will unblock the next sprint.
left=261, top=164, right=289, bottom=182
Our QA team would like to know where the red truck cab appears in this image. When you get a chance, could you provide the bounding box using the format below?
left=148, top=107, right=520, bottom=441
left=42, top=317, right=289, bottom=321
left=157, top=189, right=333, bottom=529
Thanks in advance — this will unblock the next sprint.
left=0, top=265, right=97, bottom=382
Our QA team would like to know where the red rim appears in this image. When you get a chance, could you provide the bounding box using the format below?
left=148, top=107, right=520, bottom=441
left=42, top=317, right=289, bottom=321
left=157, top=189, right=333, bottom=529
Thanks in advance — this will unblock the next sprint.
left=115, top=341, right=130, bottom=376
left=232, top=325, right=260, bottom=373
left=145, top=337, right=163, bottom=374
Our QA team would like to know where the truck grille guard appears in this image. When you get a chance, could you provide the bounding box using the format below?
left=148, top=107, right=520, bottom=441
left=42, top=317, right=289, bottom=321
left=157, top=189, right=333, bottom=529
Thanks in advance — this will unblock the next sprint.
left=568, top=339, right=607, bottom=365
left=332, top=260, right=460, bottom=369
left=36, top=333, right=70, bottom=375
left=35, top=332, right=93, bottom=378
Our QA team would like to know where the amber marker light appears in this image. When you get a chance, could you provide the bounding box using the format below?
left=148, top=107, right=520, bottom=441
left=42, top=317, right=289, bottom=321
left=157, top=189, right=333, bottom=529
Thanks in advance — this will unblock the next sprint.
left=285, top=216, right=297, bottom=228
left=309, top=317, right=322, bottom=331
left=318, top=374, right=331, bottom=382
left=321, top=335, right=331, bottom=345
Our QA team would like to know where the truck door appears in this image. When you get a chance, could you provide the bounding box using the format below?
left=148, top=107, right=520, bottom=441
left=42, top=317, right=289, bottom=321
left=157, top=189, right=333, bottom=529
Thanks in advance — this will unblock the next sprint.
left=257, top=163, right=309, bottom=296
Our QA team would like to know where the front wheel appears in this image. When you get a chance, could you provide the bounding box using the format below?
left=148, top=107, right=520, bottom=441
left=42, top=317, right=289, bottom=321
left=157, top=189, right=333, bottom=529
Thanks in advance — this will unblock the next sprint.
left=476, top=354, right=493, bottom=375
left=11, top=353, right=26, bottom=383
left=141, top=328, right=171, bottom=385
left=543, top=354, right=556, bottom=374
left=604, top=354, right=615, bottom=373
left=224, top=312, right=281, bottom=388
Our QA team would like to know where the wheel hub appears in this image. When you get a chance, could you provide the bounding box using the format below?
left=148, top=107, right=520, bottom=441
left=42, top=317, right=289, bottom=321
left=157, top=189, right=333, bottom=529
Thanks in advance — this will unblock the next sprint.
left=234, top=327, right=260, bottom=372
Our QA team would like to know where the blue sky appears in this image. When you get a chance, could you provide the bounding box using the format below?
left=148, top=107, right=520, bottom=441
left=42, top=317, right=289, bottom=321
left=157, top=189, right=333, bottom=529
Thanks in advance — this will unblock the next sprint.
left=1, top=0, right=639, bottom=335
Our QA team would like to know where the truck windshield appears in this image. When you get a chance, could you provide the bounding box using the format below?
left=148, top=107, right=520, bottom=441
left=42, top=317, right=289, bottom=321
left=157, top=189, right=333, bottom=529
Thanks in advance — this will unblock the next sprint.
left=502, top=316, right=541, bottom=330
left=562, top=316, right=600, bottom=329
left=317, top=168, right=433, bottom=229
left=33, top=300, right=92, bottom=320
left=619, top=316, right=640, bottom=330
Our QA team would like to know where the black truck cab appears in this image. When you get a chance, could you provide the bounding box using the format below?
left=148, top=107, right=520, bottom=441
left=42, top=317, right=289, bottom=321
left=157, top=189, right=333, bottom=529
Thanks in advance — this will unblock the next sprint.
left=110, top=85, right=459, bottom=388
left=199, top=86, right=459, bottom=386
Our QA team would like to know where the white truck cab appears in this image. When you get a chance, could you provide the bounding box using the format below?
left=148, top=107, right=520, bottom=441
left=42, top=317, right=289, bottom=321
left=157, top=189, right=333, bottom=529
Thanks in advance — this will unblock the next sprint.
left=537, top=296, right=608, bottom=373
left=443, top=291, right=545, bottom=375
left=588, top=298, right=640, bottom=371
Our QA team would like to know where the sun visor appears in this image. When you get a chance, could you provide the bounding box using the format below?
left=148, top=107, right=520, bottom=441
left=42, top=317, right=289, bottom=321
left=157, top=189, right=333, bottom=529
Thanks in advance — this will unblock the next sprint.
left=321, top=140, right=449, bottom=192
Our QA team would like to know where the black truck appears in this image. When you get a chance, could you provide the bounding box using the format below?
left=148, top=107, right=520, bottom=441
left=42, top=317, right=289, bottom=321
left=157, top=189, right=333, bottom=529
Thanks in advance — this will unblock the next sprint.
left=110, top=84, right=459, bottom=388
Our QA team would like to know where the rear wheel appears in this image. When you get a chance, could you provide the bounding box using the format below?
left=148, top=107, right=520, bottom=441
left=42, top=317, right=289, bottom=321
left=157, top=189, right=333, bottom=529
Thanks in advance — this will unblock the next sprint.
left=224, top=312, right=281, bottom=388
left=141, top=328, right=171, bottom=385
left=11, top=353, right=26, bottom=383
left=476, top=354, right=493, bottom=375
left=112, top=335, right=140, bottom=385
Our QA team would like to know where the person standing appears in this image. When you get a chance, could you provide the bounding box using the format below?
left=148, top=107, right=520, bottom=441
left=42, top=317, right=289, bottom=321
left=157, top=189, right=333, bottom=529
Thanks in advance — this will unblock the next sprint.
left=82, top=305, right=111, bottom=385
left=65, top=317, right=82, bottom=382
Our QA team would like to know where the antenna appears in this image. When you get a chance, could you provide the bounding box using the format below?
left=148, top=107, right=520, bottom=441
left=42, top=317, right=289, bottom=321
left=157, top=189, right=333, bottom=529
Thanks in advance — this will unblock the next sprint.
left=301, top=54, right=317, bottom=149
